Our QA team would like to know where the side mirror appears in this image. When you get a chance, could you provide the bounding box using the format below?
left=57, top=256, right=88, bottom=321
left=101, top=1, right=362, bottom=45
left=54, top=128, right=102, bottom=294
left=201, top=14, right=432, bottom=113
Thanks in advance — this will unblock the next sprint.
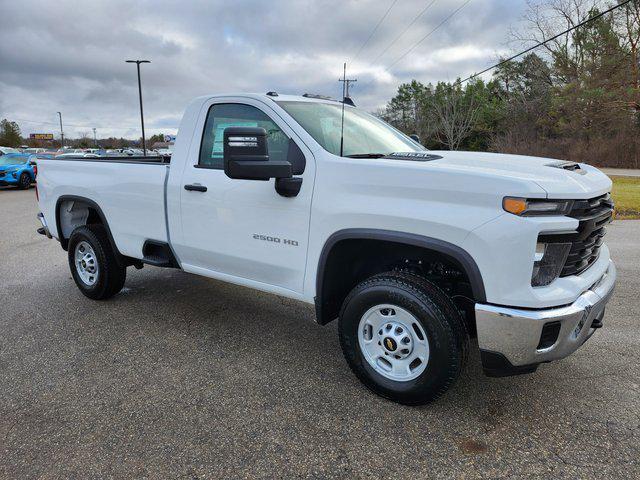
left=409, top=134, right=421, bottom=144
left=223, top=126, right=292, bottom=181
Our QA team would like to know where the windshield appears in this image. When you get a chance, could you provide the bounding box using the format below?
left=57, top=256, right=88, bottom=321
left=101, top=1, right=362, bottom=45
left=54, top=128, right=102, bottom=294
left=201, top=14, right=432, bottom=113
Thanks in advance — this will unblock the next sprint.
left=276, top=101, right=423, bottom=157
left=0, top=154, right=28, bottom=166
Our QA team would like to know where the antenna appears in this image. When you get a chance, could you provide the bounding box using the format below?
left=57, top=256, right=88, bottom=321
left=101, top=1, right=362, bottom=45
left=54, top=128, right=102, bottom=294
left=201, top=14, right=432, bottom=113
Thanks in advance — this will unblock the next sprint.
left=338, top=63, right=357, bottom=157
left=339, top=63, right=346, bottom=157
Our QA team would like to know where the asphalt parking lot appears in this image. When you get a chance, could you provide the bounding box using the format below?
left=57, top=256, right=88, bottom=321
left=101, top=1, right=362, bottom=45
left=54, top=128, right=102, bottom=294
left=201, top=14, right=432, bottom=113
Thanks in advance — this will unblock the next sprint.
left=1, top=187, right=638, bottom=479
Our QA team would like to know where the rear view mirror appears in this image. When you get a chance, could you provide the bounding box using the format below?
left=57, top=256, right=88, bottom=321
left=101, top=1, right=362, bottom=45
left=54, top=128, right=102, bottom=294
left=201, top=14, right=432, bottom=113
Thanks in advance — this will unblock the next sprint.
left=223, top=127, right=292, bottom=180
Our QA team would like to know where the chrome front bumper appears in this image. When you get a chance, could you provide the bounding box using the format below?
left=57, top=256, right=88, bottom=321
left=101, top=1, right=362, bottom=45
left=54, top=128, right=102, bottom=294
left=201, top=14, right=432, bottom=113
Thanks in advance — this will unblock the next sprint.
left=475, top=261, right=616, bottom=375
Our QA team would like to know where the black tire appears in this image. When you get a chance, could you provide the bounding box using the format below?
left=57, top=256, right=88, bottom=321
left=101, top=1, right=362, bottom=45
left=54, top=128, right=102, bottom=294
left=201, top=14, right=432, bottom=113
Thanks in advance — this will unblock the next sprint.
left=67, top=224, right=126, bottom=300
left=17, top=172, right=31, bottom=190
left=339, top=271, right=469, bottom=405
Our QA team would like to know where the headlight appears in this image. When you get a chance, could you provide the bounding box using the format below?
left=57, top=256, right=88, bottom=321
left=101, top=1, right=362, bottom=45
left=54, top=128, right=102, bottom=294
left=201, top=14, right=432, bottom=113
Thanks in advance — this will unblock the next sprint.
left=531, top=242, right=571, bottom=286
left=503, top=197, right=573, bottom=216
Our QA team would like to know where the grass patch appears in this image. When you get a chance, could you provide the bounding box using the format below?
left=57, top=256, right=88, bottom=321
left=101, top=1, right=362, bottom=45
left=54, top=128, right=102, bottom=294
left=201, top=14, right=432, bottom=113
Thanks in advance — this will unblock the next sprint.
left=610, top=176, right=640, bottom=219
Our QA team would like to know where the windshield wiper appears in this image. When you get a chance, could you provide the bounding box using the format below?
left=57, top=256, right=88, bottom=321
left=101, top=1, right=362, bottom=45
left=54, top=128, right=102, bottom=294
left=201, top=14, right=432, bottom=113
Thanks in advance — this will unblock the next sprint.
left=345, top=153, right=387, bottom=158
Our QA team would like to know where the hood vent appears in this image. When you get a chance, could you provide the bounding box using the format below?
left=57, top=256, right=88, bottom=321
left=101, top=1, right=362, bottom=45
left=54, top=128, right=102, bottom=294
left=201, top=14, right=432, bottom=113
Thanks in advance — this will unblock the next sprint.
left=384, top=152, right=443, bottom=162
left=546, top=160, right=586, bottom=174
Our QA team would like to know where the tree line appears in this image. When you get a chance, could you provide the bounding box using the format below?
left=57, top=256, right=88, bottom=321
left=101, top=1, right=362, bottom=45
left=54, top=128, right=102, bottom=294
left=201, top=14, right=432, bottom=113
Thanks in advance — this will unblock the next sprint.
left=0, top=119, right=166, bottom=150
left=378, top=0, right=640, bottom=169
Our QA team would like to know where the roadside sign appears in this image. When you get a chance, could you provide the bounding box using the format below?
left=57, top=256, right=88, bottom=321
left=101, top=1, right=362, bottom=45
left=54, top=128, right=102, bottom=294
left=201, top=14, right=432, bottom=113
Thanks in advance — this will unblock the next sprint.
left=29, top=133, right=54, bottom=140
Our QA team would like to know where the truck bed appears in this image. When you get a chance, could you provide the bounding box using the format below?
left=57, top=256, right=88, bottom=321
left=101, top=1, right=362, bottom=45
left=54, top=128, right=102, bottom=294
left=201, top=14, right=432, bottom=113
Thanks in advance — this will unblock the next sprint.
left=37, top=156, right=171, bottom=260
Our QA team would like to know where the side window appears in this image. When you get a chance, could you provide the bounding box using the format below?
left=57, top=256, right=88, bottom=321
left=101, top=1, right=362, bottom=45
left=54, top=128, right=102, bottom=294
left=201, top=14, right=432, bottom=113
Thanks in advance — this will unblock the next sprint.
left=199, top=103, right=290, bottom=169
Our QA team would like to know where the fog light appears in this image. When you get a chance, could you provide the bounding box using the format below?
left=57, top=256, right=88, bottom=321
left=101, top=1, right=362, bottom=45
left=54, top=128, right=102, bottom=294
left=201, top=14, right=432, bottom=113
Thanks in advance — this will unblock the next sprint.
left=532, top=242, right=571, bottom=286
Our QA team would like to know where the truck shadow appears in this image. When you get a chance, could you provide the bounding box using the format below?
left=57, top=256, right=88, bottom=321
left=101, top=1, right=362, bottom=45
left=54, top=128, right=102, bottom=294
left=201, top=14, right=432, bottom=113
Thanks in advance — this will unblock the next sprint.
left=113, top=267, right=565, bottom=413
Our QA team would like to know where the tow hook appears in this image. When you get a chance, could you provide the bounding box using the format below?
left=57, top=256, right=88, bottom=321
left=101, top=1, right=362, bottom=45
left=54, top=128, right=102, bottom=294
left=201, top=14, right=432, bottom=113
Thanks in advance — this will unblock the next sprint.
left=591, top=310, right=605, bottom=329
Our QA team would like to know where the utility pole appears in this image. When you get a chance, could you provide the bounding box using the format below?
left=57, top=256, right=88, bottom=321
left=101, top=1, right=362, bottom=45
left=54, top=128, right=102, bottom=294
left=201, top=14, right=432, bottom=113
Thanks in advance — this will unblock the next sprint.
left=92, top=128, right=97, bottom=147
left=125, top=59, right=151, bottom=156
left=57, top=112, right=64, bottom=149
left=338, top=64, right=357, bottom=99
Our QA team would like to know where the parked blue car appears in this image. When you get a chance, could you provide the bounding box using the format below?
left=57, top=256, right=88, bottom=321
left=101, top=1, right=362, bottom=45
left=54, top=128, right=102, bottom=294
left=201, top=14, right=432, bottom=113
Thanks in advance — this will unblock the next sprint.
left=0, top=153, right=37, bottom=189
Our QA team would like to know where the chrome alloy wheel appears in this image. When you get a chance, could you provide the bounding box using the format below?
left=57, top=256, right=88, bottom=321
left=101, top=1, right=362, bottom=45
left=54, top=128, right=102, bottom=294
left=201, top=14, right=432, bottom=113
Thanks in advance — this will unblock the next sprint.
left=74, top=240, right=99, bottom=286
left=358, top=304, right=430, bottom=382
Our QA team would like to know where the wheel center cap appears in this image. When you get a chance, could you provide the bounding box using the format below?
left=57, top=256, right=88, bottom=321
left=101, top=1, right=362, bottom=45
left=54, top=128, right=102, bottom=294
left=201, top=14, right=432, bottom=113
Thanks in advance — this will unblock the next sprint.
left=383, top=337, right=397, bottom=352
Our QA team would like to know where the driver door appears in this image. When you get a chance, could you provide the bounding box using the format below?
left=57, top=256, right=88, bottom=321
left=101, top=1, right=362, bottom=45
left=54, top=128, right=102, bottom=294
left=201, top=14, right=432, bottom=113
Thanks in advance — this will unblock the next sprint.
left=172, top=98, right=315, bottom=296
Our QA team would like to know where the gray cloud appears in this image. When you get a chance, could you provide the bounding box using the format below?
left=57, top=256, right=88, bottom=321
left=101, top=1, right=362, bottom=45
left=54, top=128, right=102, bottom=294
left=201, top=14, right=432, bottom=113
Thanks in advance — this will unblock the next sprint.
left=0, top=0, right=527, bottom=139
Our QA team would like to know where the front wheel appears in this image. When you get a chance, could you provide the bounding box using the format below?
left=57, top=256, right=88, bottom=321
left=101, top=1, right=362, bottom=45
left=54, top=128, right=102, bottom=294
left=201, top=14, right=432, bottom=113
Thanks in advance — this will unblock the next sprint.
left=17, top=172, right=31, bottom=189
left=339, top=271, right=469, bottom=405
left=68, top=225, right=126, bottom=300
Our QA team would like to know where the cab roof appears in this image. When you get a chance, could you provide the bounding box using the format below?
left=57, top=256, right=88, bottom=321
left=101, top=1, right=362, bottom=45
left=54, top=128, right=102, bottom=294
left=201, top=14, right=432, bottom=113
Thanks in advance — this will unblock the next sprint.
left=207, top=92, right=345, bottom=105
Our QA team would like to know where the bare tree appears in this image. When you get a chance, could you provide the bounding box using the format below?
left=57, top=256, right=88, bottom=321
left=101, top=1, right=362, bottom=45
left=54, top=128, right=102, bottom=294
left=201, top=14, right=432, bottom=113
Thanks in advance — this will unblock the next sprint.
left=429, top=90, right=478, bottom=151
left=618, top=0, right=640, bottom=112
left=512, top=0, right=603, bottom=81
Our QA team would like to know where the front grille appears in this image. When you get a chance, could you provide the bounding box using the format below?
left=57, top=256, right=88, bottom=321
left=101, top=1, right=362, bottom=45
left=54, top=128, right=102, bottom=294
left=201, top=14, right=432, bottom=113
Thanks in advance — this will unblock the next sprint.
left=540, top=193, right=613, bottom=277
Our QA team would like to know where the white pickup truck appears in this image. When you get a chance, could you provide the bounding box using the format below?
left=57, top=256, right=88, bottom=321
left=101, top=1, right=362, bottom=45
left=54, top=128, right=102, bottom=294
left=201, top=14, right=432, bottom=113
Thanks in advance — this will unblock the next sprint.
left=35, top=92, right=616, bottom=405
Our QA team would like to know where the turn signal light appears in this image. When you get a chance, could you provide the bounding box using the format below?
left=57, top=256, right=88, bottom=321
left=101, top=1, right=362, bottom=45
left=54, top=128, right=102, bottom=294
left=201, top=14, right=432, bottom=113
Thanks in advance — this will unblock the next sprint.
left=503, top=197, right=527, bottom=215
left=503, top=197, right=573, bottom=216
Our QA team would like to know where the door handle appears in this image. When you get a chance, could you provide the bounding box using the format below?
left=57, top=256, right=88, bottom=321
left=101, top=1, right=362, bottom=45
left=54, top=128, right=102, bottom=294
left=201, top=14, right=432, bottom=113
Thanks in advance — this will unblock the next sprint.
left=184, top=184, right=207, bottom=192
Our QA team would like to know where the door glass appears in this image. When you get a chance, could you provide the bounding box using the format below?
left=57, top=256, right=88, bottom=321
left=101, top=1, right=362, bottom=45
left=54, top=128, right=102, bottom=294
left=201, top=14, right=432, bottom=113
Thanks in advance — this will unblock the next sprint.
left=199, top=103, right=289, bottom=168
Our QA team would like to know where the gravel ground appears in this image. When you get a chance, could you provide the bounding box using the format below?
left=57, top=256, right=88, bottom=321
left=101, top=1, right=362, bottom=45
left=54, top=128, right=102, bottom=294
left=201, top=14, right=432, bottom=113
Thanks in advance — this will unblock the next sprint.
left=1, top=187, right=638, bottom=479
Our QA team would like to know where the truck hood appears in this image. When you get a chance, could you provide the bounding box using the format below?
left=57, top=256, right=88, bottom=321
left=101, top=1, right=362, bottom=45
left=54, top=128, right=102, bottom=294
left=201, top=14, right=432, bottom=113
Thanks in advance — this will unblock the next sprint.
left=428, top=151, right=612, bottom=198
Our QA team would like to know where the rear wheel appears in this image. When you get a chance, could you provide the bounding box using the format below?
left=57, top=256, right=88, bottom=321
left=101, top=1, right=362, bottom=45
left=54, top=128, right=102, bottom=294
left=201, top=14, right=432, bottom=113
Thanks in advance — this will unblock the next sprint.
left=339, top=271, right=469, bottom=405
left=17, top=172, right=31, bottom=189
left=68, top=225, right=126, bottom=300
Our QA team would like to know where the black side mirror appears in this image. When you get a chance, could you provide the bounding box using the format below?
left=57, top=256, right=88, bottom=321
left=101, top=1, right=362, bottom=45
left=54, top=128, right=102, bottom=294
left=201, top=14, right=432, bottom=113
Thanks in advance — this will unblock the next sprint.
left=223, top=126, right=292, bottom=181
left=410, top=134, right=421, bottom=144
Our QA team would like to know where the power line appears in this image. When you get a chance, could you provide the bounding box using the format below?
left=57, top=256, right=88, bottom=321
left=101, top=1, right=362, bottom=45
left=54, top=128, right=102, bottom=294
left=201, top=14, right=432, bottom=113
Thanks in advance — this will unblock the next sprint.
left=385, top=0, right=473, bottom=71
left=459, top=0, right=634, bottom=84
left=352, top=0, right=399, bottom=62
left=370, top=0, right=439, bottom=65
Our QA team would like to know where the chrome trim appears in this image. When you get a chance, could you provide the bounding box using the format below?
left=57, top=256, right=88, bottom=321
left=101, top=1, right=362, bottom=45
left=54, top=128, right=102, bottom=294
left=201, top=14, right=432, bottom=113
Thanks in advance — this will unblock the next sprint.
left=475, top=261, right=616, bottom=366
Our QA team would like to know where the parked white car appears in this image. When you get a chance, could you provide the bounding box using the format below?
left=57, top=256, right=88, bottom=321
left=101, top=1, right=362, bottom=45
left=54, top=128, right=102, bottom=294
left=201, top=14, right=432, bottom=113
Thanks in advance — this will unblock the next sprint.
left=35, top=93, right=616, bottom=404
left=0, top=146, right=21, bottom=155
left=156, top=148, right=173, bottom=157
left=55, top=152, right=100, bottom=159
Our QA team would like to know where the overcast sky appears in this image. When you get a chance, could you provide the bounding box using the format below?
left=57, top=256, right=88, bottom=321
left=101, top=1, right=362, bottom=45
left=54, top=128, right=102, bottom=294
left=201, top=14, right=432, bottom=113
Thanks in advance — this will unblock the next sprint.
left=0, top=0, right=528, bottom=140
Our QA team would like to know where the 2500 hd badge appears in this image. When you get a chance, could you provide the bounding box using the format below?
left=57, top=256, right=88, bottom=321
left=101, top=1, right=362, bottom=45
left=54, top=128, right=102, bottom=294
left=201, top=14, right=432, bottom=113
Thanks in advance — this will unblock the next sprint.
left=253, top=234, right=299, bottom=246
